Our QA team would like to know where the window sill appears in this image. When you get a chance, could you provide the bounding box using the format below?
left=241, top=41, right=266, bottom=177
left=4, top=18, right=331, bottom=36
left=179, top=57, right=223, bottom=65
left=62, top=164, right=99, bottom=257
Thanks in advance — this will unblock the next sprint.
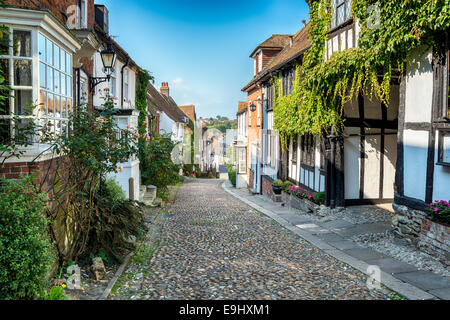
left=436, top=162, right=450, bottom=167
left=327, top=18, right=354, bottom=35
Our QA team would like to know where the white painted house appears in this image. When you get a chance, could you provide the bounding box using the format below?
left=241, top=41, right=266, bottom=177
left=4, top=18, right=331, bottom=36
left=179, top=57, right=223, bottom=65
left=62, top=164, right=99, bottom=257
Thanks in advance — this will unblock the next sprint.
left=234, top=101, right=248, bottom=188
left=92, top=34, right=141, bottom=201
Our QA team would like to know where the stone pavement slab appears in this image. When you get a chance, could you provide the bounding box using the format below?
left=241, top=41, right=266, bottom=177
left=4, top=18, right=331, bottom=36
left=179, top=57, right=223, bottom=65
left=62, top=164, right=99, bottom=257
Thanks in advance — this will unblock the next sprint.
left=343, top=247, right=387, bottom=262
left=428, top=287, right=450, bottom=300
left=394, top=271, right=450, bottom=291
left=365, top=257, right=418, bottom=275
left=317, top=233, right=345, bottom=242
left=328, top=240, right=362, bottom=250
left=318, top=219, right=354, bottom=230
left=334, top=222, right=392, bottom=238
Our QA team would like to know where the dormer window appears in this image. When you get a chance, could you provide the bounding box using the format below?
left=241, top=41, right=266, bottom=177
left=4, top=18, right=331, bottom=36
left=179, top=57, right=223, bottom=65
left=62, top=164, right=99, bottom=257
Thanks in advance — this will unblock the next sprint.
left=331, top=0, right=352, bottom=29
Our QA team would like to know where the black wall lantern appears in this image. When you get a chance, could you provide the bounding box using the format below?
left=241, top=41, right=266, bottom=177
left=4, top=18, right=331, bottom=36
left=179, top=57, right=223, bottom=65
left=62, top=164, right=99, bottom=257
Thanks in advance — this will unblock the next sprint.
left=90, top=41, right=116, bottom=91
left=249, top=103, right=257, bottom=112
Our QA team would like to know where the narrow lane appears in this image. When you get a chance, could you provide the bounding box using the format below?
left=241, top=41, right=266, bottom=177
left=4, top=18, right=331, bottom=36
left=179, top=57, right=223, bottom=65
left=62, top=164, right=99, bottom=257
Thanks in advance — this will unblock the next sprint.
left=122, top=179, right=393, bottom=300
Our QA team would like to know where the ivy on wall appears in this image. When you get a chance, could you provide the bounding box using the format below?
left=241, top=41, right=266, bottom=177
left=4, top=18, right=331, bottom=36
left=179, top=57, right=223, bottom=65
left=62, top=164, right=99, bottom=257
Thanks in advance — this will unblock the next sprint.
left=273, top=0, right=450, bottom=144
left=135, top=69, right=154, bottom=161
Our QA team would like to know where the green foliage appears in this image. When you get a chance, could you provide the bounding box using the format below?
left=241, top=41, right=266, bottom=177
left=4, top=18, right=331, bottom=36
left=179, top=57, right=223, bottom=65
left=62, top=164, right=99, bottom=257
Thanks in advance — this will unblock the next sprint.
left=229, top=170, right=236, bottom=187
left=427, top=201, right=450, bottom=225
left=86, top=178, right=148, bottom=263
left=41, top=286, right=68, bottom=300
left=104, top=177, right=126, bottom=202
left=281, top=180, right=293, bottom=192
left=135, top=69, right=154, bottom=162
left=287, top=184, right=325, bottom=205
left=274, top=0, right=450, bottom=141
left=0, top=176, right=55, bottom=300
left=273, top=179, right=283, bottom=187
left=140, top=133, right=182, bottom=193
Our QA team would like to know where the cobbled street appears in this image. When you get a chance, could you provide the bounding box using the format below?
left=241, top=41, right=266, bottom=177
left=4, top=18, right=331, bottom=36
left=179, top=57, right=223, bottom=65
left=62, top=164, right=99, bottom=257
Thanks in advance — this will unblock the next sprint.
left=113, top=179, right=394, bottom=300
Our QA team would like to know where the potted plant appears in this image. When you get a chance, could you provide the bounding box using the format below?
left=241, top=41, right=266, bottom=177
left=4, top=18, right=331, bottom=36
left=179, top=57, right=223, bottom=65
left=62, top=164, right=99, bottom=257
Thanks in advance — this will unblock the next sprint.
left=272, top=179, right=283, bottom=195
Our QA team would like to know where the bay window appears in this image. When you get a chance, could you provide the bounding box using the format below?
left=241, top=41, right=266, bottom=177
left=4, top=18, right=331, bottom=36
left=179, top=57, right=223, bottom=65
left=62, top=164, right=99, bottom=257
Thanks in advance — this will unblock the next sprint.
left=39, top=32, right=73, bottom=137
left=0, top=27, right=73, bottom=147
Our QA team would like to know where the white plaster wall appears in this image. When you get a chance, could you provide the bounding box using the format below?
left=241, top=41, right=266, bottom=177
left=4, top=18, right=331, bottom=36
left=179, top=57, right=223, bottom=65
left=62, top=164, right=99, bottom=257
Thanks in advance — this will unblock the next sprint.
left=159, top=112, right=174, bottom=135
left=404, top=47, right=433, bottom=123
left=93, top=52, right=136, bottom=109
left=383, top=132, right=397, bottom=199
left=364, top=129, right=381, bottom=199
left=403, top=129, right=429, bottom=201
left=106, top=160, right=140, bottom=201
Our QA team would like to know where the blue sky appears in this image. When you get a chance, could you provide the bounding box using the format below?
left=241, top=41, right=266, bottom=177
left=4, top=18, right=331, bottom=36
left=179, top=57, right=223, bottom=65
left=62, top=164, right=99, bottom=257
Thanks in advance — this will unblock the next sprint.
left=96, top=0, right=309, bottom=120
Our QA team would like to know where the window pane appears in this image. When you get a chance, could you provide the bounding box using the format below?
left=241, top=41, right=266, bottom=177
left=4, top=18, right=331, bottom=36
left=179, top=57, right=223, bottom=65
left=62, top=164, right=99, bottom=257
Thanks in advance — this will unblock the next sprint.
left=47, top=93, right=54, bottom=117
left=13, top=30, right=31, bottom=57
left=14, top=89, right=32, bottom=115
left=14, top=59, right=32, bottom=86
left=0, top=88, right=10, bottom=115
left=38, top=33, right=46, bottom=61
left=54, top=45, right=60, bottom=71
left=39, top=62, right=46, bottom=88
left=54, top=70, right=60, bottom=94
left=0, top=58, right=10, bottom=84
left=0, top=30, right=10, bottom=55
left=39, top=90, right=46, bottom=116
left=47, top=67, right=53, bottom=91
left=61, top=50, right=66, bottom=73
left=337, top=5, right=345, bottom=25
left=55, top=95, right=60, bottom=116
left=67, top=76, right=72, bottom=97
left=0, top=119, right=10, bottom=144
left=66, top=54, right=72, bottom=73
left=67, top=98, right=72, bottom=114
left=61, top=97, right=66, bottom=118
left=46, top=39, right=53, bottom=65
left=61, top=74, right=66, bottom=96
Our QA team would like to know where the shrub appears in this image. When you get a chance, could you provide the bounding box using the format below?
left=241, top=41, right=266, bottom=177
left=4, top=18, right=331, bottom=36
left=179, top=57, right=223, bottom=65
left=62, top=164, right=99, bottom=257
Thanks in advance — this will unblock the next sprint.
left=281, top=181, right=293, bottom=192
left=86, top=179, right=148, bottom=263
left=140, top=134, right=182, bottom=193
left=229, top=170, right=236, bottom=187
left=41, top=286, right=69, bottom=300
left=0, top=176, right=55, bottom=300
left=427, top=201, right=450, bottom=225
left=104, top=177, right=126, bottom=202
left=273, top=179, right=283, bottom=187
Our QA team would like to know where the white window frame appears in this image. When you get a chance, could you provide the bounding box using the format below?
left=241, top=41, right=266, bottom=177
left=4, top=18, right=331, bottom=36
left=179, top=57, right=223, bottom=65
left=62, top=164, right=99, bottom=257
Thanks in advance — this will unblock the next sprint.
left=332, top=0, right=352, bottom=29
left=79, top=0, right=88, bottom=29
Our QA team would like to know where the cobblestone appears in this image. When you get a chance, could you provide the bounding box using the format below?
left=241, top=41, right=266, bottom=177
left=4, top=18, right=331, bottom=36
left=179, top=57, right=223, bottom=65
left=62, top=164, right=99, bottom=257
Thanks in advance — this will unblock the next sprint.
left=112, top=179, right=394, bottom=300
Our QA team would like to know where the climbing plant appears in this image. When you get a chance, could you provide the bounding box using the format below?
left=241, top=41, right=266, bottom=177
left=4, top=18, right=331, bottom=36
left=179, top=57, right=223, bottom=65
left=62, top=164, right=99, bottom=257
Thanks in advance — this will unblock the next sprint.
left=135, top=69, right=154, bottom=162
left=273, top=0, right=450, bottom=143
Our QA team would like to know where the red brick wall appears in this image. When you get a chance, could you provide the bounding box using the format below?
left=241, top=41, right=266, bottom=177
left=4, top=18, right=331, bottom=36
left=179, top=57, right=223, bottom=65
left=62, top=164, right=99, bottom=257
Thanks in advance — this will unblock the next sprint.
left=5, top=0, right=95, bottom=28
left=262, top=175, right=274, bottom=198
left=0, top=157, right=69, bottom=195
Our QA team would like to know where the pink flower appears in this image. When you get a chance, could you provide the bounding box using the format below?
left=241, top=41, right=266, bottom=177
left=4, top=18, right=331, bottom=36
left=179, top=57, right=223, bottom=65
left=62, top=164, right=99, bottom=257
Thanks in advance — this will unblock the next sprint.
left=434, top=207, right=439, bottom=212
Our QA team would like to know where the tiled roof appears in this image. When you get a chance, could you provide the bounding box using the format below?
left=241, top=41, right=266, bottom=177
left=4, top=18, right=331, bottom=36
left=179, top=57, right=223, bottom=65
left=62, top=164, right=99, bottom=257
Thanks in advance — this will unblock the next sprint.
left=237, top=101, right=248, bottom=115
left=250, top=34, right=292, bottom=58
left=146, top=83, right=192, bottom=126
left=242, top=24, right=311, bottom=91
left=178, top=105, right=196, bottom=122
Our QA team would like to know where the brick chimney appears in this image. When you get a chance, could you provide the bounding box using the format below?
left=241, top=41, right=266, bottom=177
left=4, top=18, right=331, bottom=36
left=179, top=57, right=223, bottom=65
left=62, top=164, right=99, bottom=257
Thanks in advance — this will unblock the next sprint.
left=160, top=82, right=170, bottom=97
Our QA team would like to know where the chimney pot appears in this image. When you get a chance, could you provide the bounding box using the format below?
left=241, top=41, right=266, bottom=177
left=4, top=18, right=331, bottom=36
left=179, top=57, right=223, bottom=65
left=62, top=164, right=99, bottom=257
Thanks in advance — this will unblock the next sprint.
left=160, top=81, right=170, bottom=97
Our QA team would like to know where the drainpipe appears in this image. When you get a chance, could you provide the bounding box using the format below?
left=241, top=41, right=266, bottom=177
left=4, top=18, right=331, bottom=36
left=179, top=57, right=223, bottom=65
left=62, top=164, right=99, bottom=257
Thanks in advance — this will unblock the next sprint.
left=121, top=57, right=130, bottom=109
